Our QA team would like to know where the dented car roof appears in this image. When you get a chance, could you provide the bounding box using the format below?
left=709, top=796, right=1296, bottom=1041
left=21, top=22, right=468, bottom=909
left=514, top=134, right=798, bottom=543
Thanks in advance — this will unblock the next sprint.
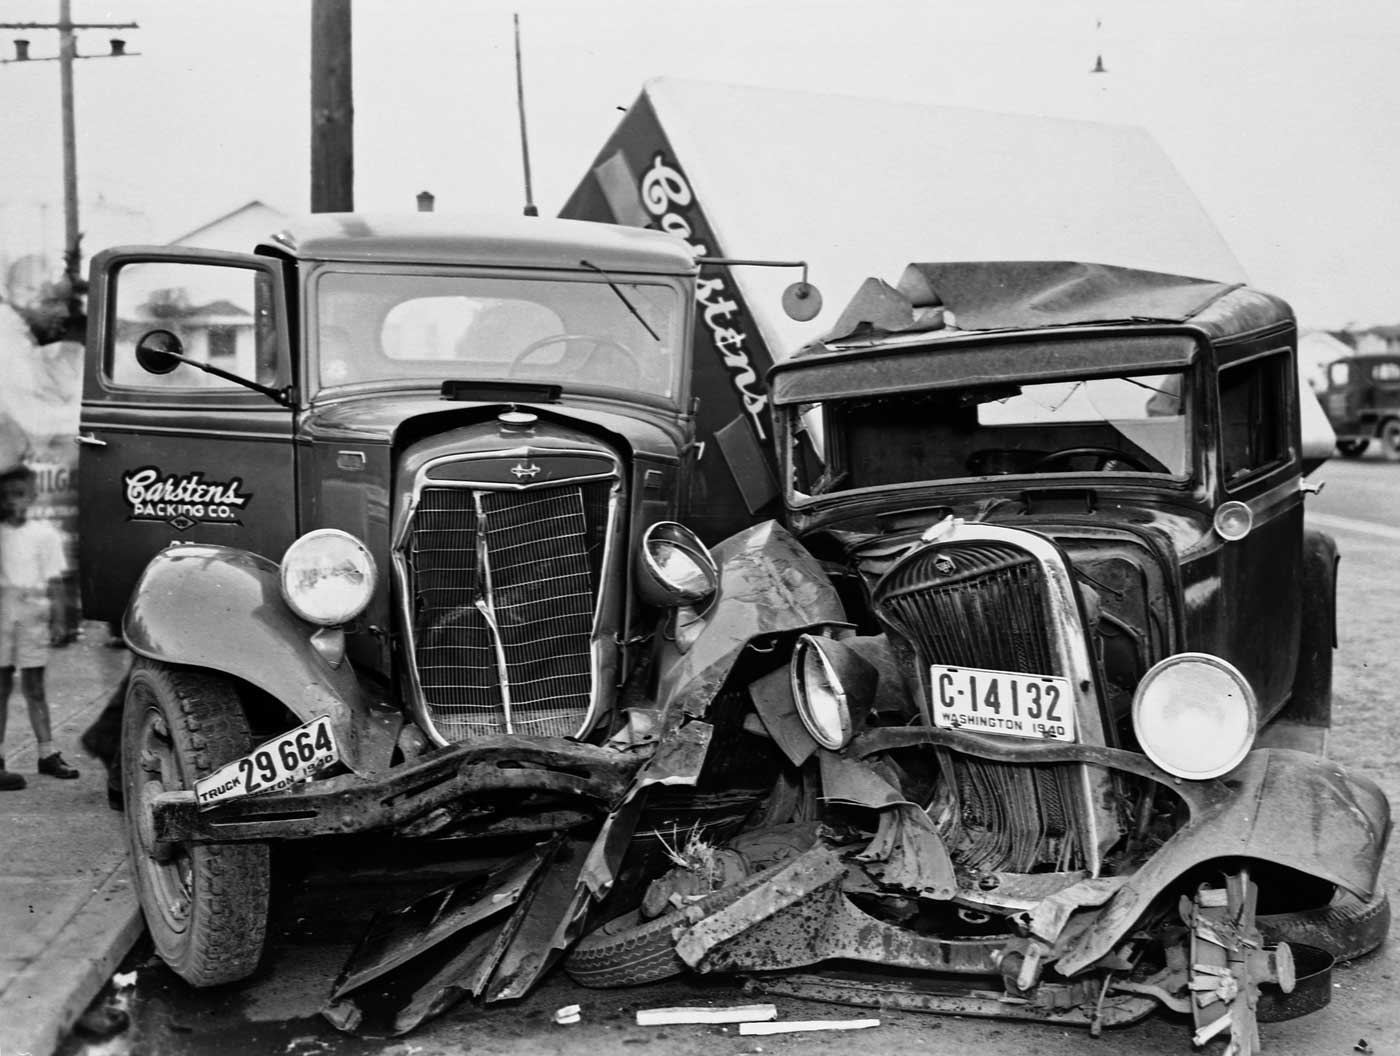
left=769, top=261, right=1294, bottom=404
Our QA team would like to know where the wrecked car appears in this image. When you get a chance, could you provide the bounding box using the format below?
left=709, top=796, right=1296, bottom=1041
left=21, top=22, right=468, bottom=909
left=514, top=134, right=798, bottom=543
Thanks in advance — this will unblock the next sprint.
left=77, top=214, right=846, bottom=1028
left=562, top=262, right=1391, bottom=1055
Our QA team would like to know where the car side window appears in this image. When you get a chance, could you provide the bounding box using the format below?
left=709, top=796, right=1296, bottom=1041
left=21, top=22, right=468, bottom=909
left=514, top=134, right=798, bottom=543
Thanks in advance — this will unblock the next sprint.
left=1374, top=361, right=1400, bottom=383
left=1219, top=350, right=1292, bottom=484
left=107, top=261, right=278, bottom=390
left=1328, top=361, right=1350, bottom=388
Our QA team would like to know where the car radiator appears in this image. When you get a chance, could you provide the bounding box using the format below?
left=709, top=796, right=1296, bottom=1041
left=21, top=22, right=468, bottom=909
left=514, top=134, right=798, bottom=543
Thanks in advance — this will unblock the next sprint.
left=876, top=538, right=1093, bottom=873
left=405, top=480, right=612, bottom=743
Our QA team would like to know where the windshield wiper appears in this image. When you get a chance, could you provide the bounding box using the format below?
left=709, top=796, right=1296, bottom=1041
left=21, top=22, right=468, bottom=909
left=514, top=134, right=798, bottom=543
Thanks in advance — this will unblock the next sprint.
left=579, top=259, right=659, bottom=342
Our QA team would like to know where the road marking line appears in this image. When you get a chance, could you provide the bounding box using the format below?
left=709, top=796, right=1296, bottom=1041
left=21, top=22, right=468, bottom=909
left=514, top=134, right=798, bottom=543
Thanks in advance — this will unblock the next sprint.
left=1308, top=511, right=1400, bottom=542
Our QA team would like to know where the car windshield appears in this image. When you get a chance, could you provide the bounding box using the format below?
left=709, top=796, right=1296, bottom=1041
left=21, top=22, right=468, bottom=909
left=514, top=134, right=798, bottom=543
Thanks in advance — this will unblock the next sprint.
left=311, top=268, right=684, bottom=400
left=789, top=370, right=1191, bottom=498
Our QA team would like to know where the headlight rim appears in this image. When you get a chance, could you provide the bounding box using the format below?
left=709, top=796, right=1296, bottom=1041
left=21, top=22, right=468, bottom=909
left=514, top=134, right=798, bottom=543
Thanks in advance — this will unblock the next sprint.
left=636, top=520, right=718, bottom=608
left=1131, top=651, right=1258, bottom=780
left=791, top=633, right=855, bottom=750
left=279, top=527, right=378, bottom=627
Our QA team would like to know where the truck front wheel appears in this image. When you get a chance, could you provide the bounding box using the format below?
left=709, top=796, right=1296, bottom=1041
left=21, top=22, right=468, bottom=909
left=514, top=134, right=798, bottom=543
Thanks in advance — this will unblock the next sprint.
left=121, top=659, right=271, bottom=986
left=1381, top=419, right=1400, bottom=461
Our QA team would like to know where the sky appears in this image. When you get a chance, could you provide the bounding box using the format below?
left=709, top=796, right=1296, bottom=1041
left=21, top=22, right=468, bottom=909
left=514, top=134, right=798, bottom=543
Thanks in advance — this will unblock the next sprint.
left=0, top=0, right=1397, bottom=329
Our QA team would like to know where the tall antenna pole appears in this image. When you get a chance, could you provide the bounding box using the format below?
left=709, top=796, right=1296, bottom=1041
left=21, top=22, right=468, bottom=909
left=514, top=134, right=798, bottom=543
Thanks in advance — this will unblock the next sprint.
left=514, top=13, right=537, bottom=217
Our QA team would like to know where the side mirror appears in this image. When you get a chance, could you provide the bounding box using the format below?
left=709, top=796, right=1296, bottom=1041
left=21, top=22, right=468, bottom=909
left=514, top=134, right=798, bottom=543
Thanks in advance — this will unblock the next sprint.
left=134, top=329, right=185, bottom=375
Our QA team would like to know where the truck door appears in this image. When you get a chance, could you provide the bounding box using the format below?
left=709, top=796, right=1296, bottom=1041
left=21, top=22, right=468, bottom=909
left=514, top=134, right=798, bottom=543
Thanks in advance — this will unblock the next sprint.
left=78, top=249, right=297, bottom=624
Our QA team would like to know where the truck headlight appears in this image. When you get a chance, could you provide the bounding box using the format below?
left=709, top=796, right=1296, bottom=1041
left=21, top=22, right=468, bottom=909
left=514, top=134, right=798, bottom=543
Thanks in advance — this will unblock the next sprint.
left=790, top=633, right=877, bottom=750
left=635, top=522, right=717, bottom=607
left=1132, top=653, right=1257, bottom=779
left=280, top=529, right=377, bottom=626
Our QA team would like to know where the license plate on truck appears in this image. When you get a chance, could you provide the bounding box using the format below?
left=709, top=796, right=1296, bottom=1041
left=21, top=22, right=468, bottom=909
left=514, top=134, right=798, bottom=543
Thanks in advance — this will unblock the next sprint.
left=194, top=715, right=339, bottom=809
left=929, top=665, right=1076, bottom=742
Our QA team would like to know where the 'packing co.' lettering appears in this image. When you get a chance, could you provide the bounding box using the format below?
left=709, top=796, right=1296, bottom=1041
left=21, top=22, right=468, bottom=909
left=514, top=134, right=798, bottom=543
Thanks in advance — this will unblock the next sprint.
left=123, top=467, right=251, bottom=525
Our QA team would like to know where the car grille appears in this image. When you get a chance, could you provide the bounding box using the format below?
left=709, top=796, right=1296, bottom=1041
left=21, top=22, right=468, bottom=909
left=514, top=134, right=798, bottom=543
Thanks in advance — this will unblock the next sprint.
left=406, top=480, right=612, bottom=743
left=875, top=538, right=1088, bottom=873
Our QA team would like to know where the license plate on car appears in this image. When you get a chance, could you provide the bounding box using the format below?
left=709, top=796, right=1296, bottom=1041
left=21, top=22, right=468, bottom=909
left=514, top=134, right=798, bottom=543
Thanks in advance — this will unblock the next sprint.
left=929, top=665, right=1076, bottom=742
left=194, top=715, right=339, bottom=809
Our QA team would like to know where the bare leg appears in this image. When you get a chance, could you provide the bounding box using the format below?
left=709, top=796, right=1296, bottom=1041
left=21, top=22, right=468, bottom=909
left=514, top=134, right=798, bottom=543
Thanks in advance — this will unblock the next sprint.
left=0, top=666, right=12, bottom=747
left=21, top=667, right=51, bottom=745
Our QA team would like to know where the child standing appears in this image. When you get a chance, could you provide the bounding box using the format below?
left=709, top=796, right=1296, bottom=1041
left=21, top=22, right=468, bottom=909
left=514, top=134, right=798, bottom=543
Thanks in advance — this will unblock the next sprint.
left=0, top=465, right=78, bottom=790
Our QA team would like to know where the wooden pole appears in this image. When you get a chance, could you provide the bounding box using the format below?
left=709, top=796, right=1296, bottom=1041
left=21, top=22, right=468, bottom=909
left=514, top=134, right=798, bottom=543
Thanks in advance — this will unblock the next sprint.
left=310, top=0, right=353, bottom=212
left=58, top=0, right=80, bottom=299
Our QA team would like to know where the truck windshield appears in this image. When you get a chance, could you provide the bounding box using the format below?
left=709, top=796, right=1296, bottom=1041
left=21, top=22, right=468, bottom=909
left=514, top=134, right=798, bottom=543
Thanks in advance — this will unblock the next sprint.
left=790, top=370, right=1191, bottom=497
left=312, top=268, right=684, bottom=399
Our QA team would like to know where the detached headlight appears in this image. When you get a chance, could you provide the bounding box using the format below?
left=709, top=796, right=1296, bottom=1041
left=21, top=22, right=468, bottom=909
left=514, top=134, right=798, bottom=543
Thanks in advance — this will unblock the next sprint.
left=280, top=529, right=377, bottom=626
left=635, top=522, right=717, bottom=607
left=1132, top=653, right=1257, bottom=779
left=791, top=633, right=877, bottom=750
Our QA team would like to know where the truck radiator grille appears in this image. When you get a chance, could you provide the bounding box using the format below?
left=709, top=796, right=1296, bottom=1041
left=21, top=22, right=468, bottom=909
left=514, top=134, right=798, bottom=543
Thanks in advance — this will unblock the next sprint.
left=876, top=540, right=1087, bottom=872
left=407, top=481, right=611, bottom=742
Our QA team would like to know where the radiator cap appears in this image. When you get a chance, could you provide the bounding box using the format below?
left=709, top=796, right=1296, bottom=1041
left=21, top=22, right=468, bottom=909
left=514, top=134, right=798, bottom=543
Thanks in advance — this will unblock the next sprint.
left=498, top=409, right=538, bottom=433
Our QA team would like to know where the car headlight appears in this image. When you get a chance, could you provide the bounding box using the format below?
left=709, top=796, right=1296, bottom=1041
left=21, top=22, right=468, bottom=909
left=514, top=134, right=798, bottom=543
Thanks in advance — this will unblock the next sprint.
left=280, top=529, right=377, bottom=626
left=635, top=522, right=717, bottom=607
left=1132, top=653, right=1257, bottom=779
left=790, top=633, right=879, bottom=750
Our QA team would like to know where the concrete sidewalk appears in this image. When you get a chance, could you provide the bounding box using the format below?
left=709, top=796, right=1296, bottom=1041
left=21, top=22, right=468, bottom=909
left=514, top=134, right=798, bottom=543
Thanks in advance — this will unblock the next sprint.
left=0, top=627, right=139, bottom=1056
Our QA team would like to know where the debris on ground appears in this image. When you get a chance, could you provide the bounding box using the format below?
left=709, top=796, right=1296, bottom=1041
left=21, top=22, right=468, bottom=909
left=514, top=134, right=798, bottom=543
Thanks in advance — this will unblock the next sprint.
left=738, top=1018, right=880, bottom=1036
left=636, top=1003, right=778, bottom=1026
left=554, top=1004, right=582, bottom=1025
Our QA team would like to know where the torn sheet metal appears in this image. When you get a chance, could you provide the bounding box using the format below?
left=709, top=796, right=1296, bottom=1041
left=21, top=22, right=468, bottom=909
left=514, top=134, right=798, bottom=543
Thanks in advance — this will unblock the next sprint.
left=1023, top=876, right=1129, bottom=946
left=856, top=802, right=956, bottom=901
left=676, top=844, right=1000, bottom=976
left=748, top=664, right=818, bottom=766
left=483, top=840, right=592, bottom=1002
left=323, top=836, right=563, bottom=1035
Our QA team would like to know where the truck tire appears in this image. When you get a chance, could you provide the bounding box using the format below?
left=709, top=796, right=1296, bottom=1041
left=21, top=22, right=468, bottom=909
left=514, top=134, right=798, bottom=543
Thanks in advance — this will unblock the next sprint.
left=1257, top=886, right=1390, bottom=962
left=1381, top=419, right=1400, bottom=461
left=564, top=860, right=787, bottom=988
left=122, top=659, right=271, bottom=987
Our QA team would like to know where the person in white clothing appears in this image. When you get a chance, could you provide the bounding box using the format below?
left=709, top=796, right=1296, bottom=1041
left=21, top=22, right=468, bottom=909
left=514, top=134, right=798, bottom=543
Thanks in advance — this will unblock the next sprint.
left=0, top=464, right=78, bottom=789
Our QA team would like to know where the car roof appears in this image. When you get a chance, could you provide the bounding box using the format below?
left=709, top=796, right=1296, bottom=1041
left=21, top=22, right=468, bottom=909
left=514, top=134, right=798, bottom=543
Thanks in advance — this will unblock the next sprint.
left=260, top=212, right=697, bottom=275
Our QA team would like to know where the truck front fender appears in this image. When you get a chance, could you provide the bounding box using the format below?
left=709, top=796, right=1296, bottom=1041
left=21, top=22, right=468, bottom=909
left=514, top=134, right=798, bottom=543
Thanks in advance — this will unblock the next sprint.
left=124, top=542, right=399, bottom=775
left=1057, top=747, right=1390, bottom=974
left=656, top=521, right=845, bottom=718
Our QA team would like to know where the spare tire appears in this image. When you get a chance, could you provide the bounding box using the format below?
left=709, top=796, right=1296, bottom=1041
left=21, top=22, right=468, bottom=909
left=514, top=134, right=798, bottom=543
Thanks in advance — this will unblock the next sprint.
left=565, top=860, right=788, bottom=988
left=1257, top=886, right=1390, bottom=962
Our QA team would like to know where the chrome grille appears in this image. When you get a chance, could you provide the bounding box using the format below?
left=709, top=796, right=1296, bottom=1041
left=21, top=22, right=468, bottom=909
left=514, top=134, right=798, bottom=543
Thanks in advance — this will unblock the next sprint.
left=407, top=480, right=612, bottom=742
left=876, top=538, right=1088, bottom=872
left=877, top=542, right=1059, bottom=675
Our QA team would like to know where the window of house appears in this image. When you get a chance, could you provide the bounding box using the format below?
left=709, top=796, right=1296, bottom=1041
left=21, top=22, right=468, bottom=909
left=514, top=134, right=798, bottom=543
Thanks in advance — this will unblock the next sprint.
left=1219, top=351, right=1292, bottom=484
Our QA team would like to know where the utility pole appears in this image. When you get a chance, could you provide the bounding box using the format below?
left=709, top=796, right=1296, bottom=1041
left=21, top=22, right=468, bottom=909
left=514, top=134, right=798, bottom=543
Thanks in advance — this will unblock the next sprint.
left=2, top=1, right=139, bottom=320
left=310, top=0, right=353, bottom=212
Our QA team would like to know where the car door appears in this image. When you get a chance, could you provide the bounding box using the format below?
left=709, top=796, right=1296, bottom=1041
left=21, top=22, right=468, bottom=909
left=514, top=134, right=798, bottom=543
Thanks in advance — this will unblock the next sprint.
left=78, top=248, right=297, bottom=624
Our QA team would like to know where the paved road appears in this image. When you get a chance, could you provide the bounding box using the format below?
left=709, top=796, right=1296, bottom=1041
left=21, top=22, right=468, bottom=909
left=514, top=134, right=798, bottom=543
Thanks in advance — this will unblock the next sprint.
left=66, top=457, right=1400, bottom=1056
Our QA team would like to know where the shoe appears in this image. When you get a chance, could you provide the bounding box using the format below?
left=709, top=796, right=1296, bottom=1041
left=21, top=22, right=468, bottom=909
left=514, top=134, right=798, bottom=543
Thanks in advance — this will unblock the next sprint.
left=0, top=758, right=26, bottom=791
left=38, top=752, right=80, bottom=779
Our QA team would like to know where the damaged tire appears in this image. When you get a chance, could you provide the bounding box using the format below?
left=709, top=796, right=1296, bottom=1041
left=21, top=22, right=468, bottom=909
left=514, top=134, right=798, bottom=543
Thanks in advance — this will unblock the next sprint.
left=565, top=861, right=785, bottom=988
left=1257, top=886, right=1390, bottom=962
left=122, top=660, right=271, bottom=986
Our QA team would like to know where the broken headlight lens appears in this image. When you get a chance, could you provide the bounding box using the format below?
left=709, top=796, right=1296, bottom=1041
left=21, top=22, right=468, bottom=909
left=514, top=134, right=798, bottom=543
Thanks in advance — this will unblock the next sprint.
left=635, top=521, right=717, bottom=607
left=791, top=634, right=855, bottom=749
left=1132, top=652, right=1257, bottom=779
left=280, top=529, right=377, bottom=626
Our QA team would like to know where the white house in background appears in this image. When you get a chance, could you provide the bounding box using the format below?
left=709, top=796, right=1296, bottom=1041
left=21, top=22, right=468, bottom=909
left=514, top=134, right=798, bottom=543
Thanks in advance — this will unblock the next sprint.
left=167, top=199, right=290, bottom=253
left=1299, top=330, right=1356, bottom=392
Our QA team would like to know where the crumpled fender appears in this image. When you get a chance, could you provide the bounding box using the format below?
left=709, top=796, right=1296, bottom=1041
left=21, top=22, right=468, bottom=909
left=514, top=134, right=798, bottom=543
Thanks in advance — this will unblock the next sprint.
left=1057, top=747, right=1391, bottom=974
left=124, top=542, right=399, bottom=775
left=655, top=520, right=845, bottom=718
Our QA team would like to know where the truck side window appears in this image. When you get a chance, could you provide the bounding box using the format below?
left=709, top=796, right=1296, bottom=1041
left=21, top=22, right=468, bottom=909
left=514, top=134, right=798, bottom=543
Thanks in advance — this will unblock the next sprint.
left=1219, top=350, right=1292, bottom=483
left=108, top=261, right=277, bottom=390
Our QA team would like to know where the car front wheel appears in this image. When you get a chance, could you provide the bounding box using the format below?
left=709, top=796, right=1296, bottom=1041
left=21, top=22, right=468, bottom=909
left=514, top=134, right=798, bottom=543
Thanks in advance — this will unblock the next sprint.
left=121, top=659, right=271, bottom=986
left=1381, top=419, right=1400, bottom=461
